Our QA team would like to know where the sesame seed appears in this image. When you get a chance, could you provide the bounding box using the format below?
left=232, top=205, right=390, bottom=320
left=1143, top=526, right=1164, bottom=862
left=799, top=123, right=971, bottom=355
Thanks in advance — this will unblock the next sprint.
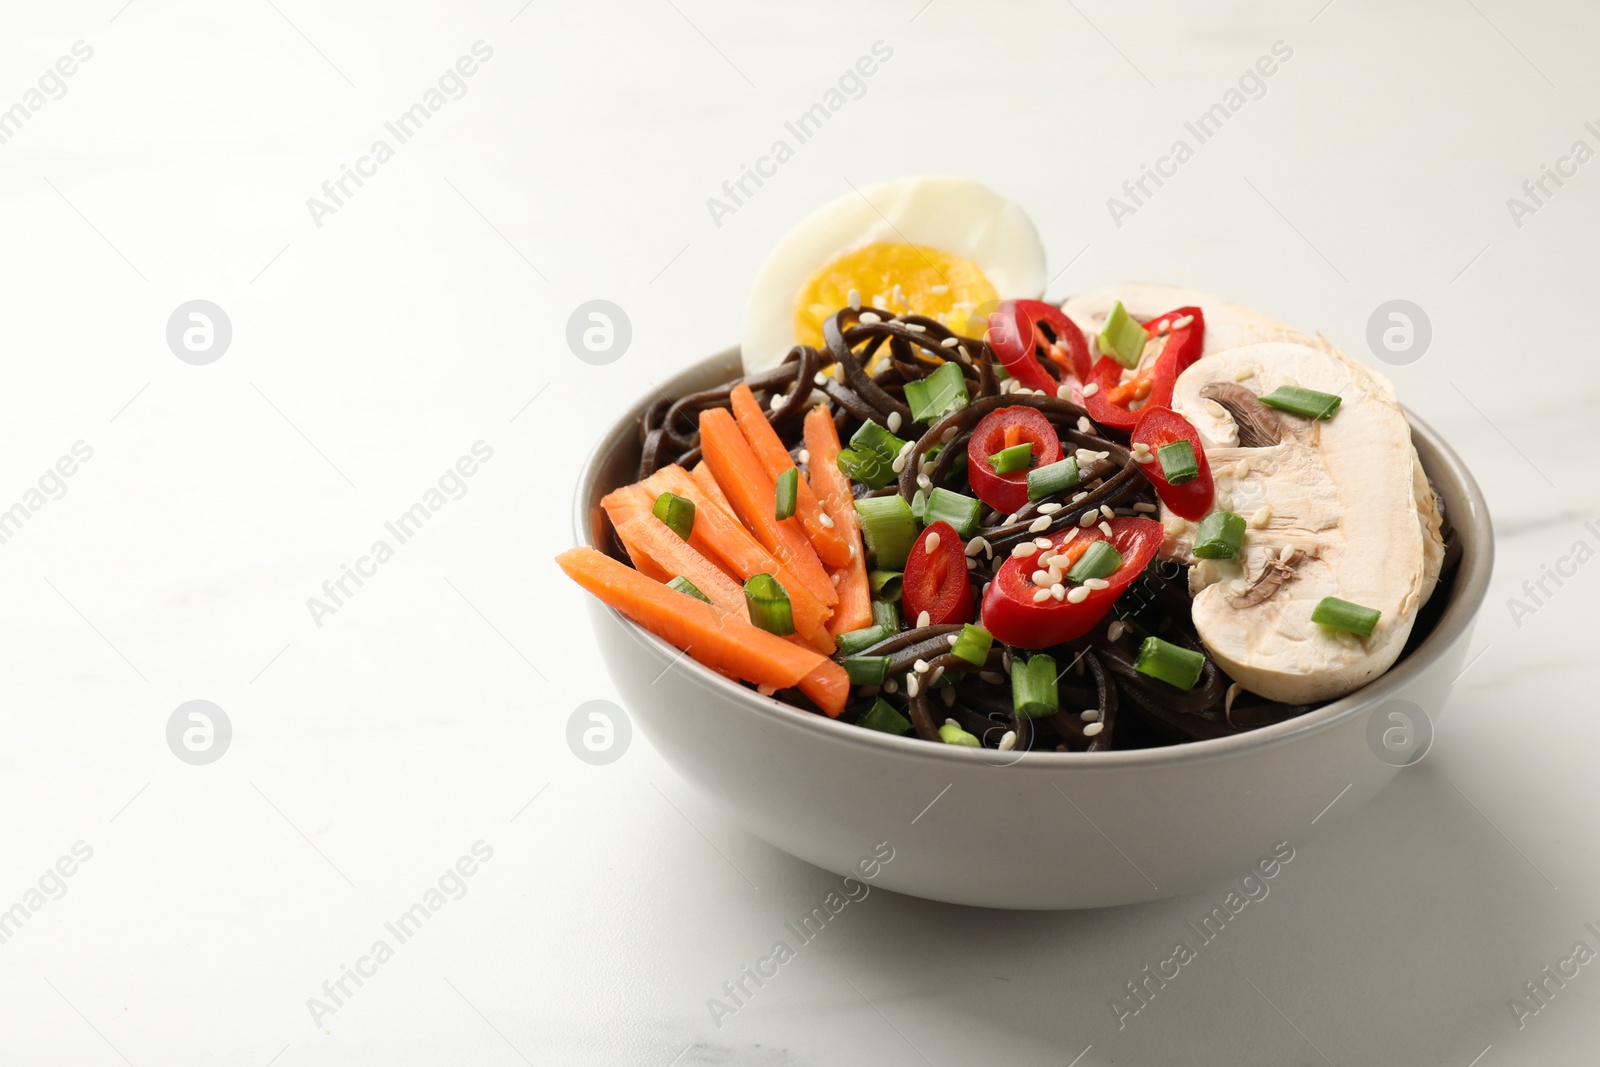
left=1108, top=620, right=1126, bottom=641
left=848, top=288, right=861, bottom=310
left=1134, top=502, right=1157, bottom=513
left=997, top=730, right=1017, bottom=751
left=980, top=671, right=1005, bottom=684
left=1071, top=491, right=1089, bottom=503
left=1279, top=543, right=1296, bottom=563
left=1048, top=566, right=1064, bottom=584
left=1032, top=569, right=1052, bottom=586
left=1077, top=417, right=1095, bottom=434
left=1058, top=528, right=1079, bottom=546
left=941, top=426, right=959, bottom=443
left=815, top=371, right=830, bottom=386
left=757, top=684, right=776, bottom=696
left=884, top=679, right=898, bottom=694
left=1100, top=504, right=1115, bottom=519
left=1037, top=503, right=1062, bottom=514
left=831, top=572, right=842, bottom=585
left=1136, top=451, right=1156, bottom=464
left=1235, top=458, right=1251, bottom=478
left=1032, top=588, right=1053, bottom=603
left=894, top=439, right=916, bottom=463
left=1171, top=314, right=1194, bottom=330
left=769, top=393, right=785, bottom=412
left=1229, top=578, right=1251, bottom=595
left=914, top=658, right=930, bottom=674
left=1250, top=505, right=1272, bottom=528
left=939, top=686, right=956, bottom=707
left=1202, top=399, right=1227, bottom=420
left=1079, top=708, right=1101, bottom=722
left=1081, top=382, right=1100, bottom=397
left=946, top=633, right=961, bottom=646
left=1084, top=578, right=1110, bottom=590
left=860, top=311, right=881, bottom=324
left=1083, top=722, right=1104, bottom=737
left=1234, top=364, right=1256, bottom=382
left=1067, top=585, right=1091, bottom=604
left=891, top=455, right=908, bottom=474
left=1034, top=537, right=1053, bottom=549
left=929, top=665, right=944, bottom=686
left=916, top=610, right=931, bottom=628
left=1029, top=516, right=1052, bottom=533
left=1099, top=521, right=1114, bottom=537
left=925, top=531, right=941, bottom=554
left=798, top=449, right=810, bottom=464
left=917, top=473, right=933, bottom=490
left=1012, top=543, right=1039, bottom=558
left=1079, top=511, right=1098, bottom=527
left=1051, top=583, right=1066, bottom=600
left=905, top=322, right=926, bottom=333
left=887, top=411, right=903, bottom=433
left=965, top=557, right=977, bottom=571
left=907, top=673, right=920, bottom=698
left=1057, top=383, right=1074, bottom=400
left=1043, top=553, right=1071, bottom=569
left=818, top=512, right=834, bottom=529
left=966, top=536, right=991, bottom=558
left=941, top=336, right=960, bottom=348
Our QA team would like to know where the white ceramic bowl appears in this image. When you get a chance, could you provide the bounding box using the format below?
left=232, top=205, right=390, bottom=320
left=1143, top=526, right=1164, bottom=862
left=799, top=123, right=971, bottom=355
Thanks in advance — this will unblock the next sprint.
left=576, top=350, right=1493, bottom=909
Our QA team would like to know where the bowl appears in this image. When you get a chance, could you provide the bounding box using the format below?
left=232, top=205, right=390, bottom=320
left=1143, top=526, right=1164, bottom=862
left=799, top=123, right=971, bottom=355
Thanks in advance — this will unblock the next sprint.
left=574, top=349, right=1493, bottom=909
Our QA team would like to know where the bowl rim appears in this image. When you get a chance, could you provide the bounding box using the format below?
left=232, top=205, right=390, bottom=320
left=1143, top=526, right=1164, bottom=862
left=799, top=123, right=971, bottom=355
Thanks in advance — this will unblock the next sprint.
left=573, top=346, right=1494, bottom=770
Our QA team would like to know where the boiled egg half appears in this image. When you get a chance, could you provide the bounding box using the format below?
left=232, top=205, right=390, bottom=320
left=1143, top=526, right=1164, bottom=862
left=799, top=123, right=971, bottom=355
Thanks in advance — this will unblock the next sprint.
left=740, top=177, right=1046, bottom=373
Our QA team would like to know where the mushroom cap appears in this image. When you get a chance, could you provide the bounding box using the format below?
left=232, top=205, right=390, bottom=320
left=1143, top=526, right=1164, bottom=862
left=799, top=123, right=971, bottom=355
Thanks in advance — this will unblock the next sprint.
left=1162, top=342, right=1429, bottom=704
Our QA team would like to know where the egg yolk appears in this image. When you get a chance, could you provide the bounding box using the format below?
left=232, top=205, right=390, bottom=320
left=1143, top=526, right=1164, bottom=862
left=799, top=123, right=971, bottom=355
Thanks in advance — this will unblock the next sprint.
left=793, top=242, right=999, bottom=349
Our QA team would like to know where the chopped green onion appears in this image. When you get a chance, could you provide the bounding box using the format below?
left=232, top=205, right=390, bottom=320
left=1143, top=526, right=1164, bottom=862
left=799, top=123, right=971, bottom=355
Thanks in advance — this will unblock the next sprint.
left=774, top=467, right=798, bottom=520
left=924, top=488, right=981, bottom=538
left=988, top=442, right=1032, bottom=474
left=951, top=624, right=993, bottom=667
left=871, top=599, right=900, bottom=632
left=1066, top=540, right=1122, bottom=584
left=910, top=488, right=928, bottom=524
left=1027, top=457, right=1081, bottom=501
left=849, top=419, right=908, bottom=461
left=855, top=495, right=918, bottom=569
left=924, top=442, right=944, bottom=461
left=868, top=570, right=903, bottom=602
left=1133, top=637, right=1205, bottom=690
left=938, top=720, right=982, bottom=747
left=947, top=450, right=969, bottom=481
left=743, top=573, right=794, bottom=636
left=835, top=624, right=891, bottom=656
left=1311, top=596, right=1381, bottom=637
left=1157, top=439, right=1199, bottom=485
left=843, top=655, right=891, bottom=686
left=903, top=361, right=970, bottom=423
left=652, top=492, right=696, bottom=540
left=1193, top=511, right=1245, bottom=559
left=836, top=447, right=896, bottom=490
left=859, top=698, right=912, bottom=736
left=1012, top=654, right=1060, bottom=718
left=666, top=576, right=710, bottom=603
left=1259, top=385, right=1341, bottom=420
left=1098, top=300, right=1147, bottom=369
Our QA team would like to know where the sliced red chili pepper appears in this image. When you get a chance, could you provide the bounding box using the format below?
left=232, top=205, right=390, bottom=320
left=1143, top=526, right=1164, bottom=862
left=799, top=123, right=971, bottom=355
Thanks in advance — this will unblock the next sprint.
left=1131, top=406, right=1214, bottom=520
left=902, top=521, right=973, bottom=626
left=980, top=517, right=1164, bottom=649
left=987, top=300, right=1093, bottom=396
left=965, top=406, right=1064, bottom=515
left=1083, top=306, right=1205, bottom=431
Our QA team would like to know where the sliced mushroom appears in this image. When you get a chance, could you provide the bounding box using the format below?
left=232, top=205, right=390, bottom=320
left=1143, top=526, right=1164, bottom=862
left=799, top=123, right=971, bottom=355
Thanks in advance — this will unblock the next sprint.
left=1160, top=342, right=1429, bottom=704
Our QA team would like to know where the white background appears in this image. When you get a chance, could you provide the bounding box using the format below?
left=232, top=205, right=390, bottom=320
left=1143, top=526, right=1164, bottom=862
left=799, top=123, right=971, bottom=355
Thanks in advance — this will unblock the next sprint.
left=1, top=0, right=1596, bottom=1063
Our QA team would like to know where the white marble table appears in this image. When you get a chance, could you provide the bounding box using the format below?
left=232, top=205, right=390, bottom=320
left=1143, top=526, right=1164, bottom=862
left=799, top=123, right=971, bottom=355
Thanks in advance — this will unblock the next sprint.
left=2, top=0, right=1596, bottom=1063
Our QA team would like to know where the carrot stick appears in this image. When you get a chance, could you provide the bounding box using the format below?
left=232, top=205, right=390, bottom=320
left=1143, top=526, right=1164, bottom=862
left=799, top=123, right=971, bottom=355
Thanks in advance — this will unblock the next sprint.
left=600, top=484, right=670, bottom=582
left=698, top=408, right=837, bottom=608
left=804, top=405, right=874, bottom=635
left=557, top=548, right=841, bottom=709
left=644, top=465, right=835, bottom=655
left=691, top=461, right=735, bottom=517
left=729, top=384, right=854, bottom=569
left=614, top=514, right=746, bottom=616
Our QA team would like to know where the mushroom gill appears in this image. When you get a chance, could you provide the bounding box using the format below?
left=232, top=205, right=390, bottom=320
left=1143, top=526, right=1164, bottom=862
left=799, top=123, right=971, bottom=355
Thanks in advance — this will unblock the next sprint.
left=1199, top=382, right=1285, bottom=448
